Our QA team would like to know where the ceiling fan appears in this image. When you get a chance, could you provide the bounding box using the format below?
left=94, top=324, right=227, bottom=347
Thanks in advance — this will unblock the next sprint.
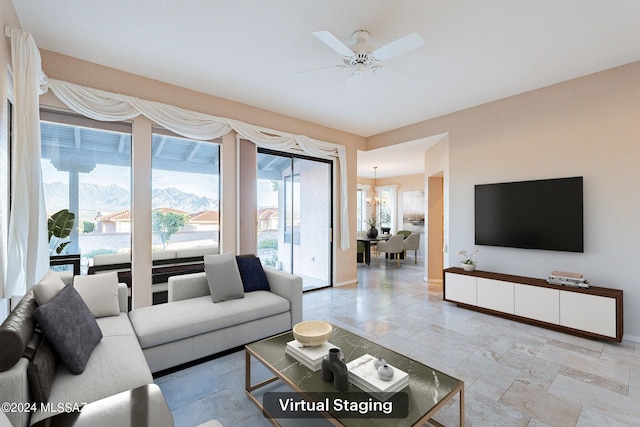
left=305, top=29, right=425, bottom=78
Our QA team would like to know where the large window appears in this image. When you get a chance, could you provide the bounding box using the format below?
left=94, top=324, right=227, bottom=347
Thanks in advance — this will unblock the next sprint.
left=40, top=111, right=132, bottom=271
left=356, top=187, right=366, bottom=231
left=151, top=131, right=220, bottom=252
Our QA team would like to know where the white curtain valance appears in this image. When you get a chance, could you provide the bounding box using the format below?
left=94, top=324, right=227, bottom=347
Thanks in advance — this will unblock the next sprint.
left=47, top=79, right=350, bottom=250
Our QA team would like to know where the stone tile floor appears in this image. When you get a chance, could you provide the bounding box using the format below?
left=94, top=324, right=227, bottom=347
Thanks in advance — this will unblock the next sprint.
left=155, top=262, right=640, bottom=426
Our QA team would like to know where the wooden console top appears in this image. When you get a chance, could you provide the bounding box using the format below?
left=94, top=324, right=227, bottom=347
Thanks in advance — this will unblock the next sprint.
left=444, top=267, right=623, bottom=299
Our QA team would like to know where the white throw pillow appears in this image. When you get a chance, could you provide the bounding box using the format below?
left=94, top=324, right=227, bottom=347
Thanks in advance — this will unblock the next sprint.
left=33, top=270, right=66, bottom=305
left=204, top=252, right=245, bottom=303
left=73, top=272, right=120, bottom=317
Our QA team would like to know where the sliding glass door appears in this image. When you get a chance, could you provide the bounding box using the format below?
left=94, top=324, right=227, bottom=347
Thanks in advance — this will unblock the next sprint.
left=256, top=149, right=332, bottom=291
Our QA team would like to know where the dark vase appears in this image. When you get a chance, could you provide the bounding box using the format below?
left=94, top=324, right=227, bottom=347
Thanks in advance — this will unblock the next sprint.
left=366, top=227, right=378, bottom=238
left=321, top=348, right=349, bottom=391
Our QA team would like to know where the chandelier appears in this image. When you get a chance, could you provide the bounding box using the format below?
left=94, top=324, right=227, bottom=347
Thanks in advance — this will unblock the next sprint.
left=366, top=166, right=381, bottom=206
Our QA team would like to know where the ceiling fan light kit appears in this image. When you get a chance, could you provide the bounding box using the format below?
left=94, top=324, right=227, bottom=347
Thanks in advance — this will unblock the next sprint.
left=310, top=29, right=425, bottom=78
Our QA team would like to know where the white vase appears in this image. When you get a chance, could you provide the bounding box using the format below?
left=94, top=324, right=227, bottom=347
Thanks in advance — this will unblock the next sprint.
left=461, top=262, right=476, bottom=271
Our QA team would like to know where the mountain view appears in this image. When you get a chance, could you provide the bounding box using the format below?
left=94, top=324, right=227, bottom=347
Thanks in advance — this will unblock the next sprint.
left=44, top=182, right=218, bottom=217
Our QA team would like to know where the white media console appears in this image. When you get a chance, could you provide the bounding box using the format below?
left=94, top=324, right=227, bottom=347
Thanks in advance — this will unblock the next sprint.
left=444, top=267, right=623, bottom=342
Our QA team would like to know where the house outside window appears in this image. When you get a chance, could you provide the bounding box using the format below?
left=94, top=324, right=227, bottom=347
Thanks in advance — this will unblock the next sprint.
left=40, top=111, right=132, bottom=271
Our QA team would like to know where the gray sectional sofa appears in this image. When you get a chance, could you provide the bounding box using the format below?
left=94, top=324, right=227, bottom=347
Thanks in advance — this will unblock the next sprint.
left=0, top=283, right=153, bottom=427
left=0, top=260, right=303, bottom=425
left=129, top=268, right=303, bottom=373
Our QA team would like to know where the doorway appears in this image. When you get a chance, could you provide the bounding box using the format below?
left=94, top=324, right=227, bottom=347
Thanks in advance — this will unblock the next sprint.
left=256, top=149, right=333, bottom=291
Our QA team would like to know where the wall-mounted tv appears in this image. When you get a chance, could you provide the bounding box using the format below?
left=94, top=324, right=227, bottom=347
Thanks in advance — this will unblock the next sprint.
left=474, top=177, right=583, bottom=252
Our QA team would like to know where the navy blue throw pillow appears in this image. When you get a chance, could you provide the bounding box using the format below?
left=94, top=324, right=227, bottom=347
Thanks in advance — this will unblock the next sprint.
left=236, top=255, right=270, bottom=292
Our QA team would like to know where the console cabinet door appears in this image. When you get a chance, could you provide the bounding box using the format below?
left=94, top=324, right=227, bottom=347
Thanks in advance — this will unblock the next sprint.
left=476, top=278, right=514, bottom=314
left=444, top=273, right=476, bottom=305
left=514, top=284, right=560, bottom=324
left=560, top=291, right=617, bottom=338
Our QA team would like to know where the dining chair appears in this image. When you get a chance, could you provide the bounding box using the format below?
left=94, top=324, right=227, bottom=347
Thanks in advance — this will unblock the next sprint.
left=357, top=240, right=366, bottom=264
left=396, top=230, right=411, bottom=239
left=376, top=234, right=404, bottom=267
left=403, top=233, right=421, bottom=264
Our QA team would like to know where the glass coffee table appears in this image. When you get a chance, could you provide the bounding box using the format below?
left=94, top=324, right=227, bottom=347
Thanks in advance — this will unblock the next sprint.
left=245, top=324, right=464, bottom=426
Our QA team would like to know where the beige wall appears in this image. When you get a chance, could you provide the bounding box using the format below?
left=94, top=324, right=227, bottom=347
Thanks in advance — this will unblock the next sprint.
left=5, top=31, right=366, bottom=299
left=369, top=62, right=640, bottom=340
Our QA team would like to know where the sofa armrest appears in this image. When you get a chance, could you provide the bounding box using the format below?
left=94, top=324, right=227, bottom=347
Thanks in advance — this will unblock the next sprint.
left=168, top=272, right=210, bottom=302
left=118, top=282, right=129, bottom=312
left=264, top=268, right=303, bottom=327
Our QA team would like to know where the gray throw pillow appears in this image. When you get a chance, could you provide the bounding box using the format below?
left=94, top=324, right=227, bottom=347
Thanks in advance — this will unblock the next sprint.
left=33, top=284, right=103, bottom=375
left=33, top=270, right=66, bottom=306
left=73, top=272, right=120, bottom=318
left=204, top=252, right=245, bottom=303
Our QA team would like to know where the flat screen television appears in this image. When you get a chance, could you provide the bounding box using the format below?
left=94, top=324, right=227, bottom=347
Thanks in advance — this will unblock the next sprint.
left=474, top=177, right=583, bottom=252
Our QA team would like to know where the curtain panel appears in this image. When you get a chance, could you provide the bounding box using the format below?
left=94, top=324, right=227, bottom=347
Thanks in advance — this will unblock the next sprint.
left=47, top=79, right=351, bottom=250
left=4, top=27, right=50, bottom=298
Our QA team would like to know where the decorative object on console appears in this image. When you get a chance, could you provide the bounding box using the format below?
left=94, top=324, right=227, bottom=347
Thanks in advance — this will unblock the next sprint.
left=322, top=348, right=349, bottom=391
left=547, top=270, right=589, bottom=288
left=292, top=320, right=333, bottom=347
left=458, top=249, right=478, bottom=271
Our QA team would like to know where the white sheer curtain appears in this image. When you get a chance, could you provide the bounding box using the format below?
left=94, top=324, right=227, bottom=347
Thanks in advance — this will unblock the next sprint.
left=47, top=79, right=351, bottom=249
left=377, top=184, right=399, bottom=234
left=4, top=27, right=50, bottom=299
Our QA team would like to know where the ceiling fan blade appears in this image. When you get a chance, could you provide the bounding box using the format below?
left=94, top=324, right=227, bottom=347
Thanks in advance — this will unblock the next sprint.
left=312, top=31, right=354, bottom=57
left=370, top=32, right=425, bottom=62
left=373, top=65, right=421, bottom=80
left=294, top=64, right=346, bottom=75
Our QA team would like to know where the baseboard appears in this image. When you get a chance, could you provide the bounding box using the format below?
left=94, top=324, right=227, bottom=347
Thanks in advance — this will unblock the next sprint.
left=335, top=279, right=358, bottom=287
left=622, top=333, right=640, bottom=344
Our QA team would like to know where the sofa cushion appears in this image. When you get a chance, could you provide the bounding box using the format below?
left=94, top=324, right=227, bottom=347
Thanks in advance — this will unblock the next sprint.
left=236, top=255, right=270, bottom=292
left=96, top=313, right=137, bottom=337
left=129, top=290, right=290, bottom=349
left=29, top=333, right=153, bottom=425
left=27, top=337, right=57, bottom=404
left=33, top=270, right=66, bottom=305
left=0, top=291, right=37, bottom=372
left=74, top=272, right=120, bottom=318
left=204, top=252, right=245, bottom=303
left=34, top=284, right=103, bottom=375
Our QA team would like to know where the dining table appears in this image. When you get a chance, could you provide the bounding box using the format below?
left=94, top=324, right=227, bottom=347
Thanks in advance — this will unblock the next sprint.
left=357, top=234, right=390, bottom=265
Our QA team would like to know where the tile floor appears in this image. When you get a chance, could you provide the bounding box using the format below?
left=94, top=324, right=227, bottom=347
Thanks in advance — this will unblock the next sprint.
left=155, top=262, right=640, bottom=426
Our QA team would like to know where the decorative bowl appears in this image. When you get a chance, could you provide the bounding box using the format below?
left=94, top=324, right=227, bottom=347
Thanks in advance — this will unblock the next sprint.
left=461, top=262, right=476, bottom=271
left=293, top=321, right=333, bottom=346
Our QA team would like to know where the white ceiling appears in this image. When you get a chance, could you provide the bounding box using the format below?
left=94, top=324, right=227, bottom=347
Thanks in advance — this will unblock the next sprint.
left=13, top=0, right=640, bottom=178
